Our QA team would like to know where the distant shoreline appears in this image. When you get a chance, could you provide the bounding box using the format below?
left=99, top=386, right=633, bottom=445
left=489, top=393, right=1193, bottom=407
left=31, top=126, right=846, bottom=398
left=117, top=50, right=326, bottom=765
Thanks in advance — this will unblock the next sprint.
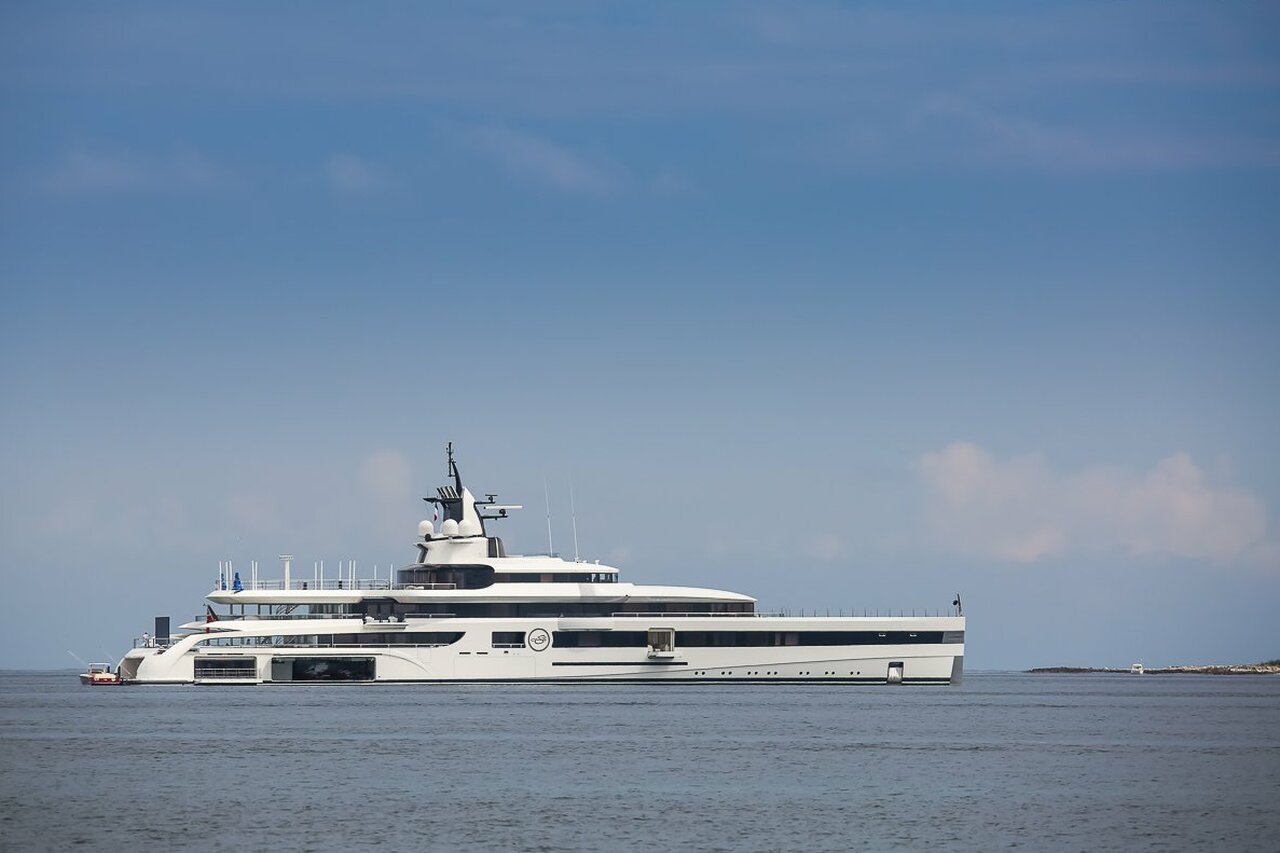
left=1029, top=663, right=1280, bottom=675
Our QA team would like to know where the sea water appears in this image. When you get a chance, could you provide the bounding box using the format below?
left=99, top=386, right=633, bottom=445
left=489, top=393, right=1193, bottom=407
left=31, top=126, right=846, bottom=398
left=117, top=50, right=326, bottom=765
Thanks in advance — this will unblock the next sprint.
left=1, top=672, right=1277, bottom=851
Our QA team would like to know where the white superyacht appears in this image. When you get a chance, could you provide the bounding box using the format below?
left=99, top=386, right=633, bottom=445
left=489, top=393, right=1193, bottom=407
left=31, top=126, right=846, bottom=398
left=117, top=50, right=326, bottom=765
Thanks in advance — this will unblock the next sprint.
left=119, top=445, right=965, bottom=685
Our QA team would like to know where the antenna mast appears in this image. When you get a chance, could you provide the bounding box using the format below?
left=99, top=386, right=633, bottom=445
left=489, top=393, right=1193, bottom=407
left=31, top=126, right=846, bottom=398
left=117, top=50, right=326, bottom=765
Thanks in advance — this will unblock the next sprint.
left=570, top=481, right=580, bottom=563
left=446, top=441, right=462, bottom=491
left=543, top=479, right=554, bottom=556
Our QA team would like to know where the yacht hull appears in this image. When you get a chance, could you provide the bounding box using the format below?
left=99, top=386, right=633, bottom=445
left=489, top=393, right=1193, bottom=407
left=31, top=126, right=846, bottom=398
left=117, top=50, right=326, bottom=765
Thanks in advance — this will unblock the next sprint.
left=120, top=616, right=964, bottom=686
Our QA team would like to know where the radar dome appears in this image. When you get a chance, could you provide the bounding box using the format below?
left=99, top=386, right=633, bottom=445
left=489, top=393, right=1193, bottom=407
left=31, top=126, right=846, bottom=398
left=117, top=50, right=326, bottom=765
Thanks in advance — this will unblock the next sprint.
left=441, top=518, right=460, bottom=537
left=458, top=519, right=481, bottom=537
left=418, top=520, right=435, bottom=538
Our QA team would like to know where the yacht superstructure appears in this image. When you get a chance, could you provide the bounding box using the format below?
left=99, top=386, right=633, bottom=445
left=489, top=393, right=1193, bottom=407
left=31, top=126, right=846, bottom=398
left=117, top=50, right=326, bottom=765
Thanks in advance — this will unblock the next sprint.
left=119, top=445, right=965, bottom=685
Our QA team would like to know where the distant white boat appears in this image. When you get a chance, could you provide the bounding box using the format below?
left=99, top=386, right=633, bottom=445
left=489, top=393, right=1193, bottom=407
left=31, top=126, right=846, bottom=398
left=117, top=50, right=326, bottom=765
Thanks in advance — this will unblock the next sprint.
left=1129, top=662, right=1144, bottom=674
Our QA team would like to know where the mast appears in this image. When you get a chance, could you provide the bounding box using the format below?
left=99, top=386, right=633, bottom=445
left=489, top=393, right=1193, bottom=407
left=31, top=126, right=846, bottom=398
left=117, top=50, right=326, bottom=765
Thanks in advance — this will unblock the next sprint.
left=570, top=481, right=579, bottom=563
left=544, top=480, right=554, bottom=556
left=446, top=441, right=462, bottom=492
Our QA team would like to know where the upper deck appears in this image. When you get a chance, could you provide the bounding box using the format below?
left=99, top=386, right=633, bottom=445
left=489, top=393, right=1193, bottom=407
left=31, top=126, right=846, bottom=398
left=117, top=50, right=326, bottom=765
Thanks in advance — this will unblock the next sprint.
left=208, top=446, right=757, bottom=609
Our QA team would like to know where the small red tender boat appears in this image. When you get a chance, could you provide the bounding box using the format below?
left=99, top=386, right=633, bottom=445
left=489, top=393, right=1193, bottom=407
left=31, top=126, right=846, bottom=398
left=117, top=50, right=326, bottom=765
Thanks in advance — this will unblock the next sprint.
left=79, top=663, right=122, bottom=685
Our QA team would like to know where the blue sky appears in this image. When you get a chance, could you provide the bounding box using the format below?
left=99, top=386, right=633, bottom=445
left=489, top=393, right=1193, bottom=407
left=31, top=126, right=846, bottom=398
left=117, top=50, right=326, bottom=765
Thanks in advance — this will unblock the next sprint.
left=2, top=2, right=1278, bottom=670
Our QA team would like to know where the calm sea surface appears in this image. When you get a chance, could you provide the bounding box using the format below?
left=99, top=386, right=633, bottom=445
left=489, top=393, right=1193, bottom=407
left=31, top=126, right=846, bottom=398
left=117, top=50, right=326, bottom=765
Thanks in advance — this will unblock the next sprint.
left=1, top=672, right=1277, bottom=852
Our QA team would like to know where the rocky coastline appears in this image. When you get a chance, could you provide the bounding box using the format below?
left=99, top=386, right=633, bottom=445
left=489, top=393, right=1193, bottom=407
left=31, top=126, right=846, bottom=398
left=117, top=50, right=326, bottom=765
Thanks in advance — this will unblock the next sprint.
left=1029, top=661, right=1280, bottom=675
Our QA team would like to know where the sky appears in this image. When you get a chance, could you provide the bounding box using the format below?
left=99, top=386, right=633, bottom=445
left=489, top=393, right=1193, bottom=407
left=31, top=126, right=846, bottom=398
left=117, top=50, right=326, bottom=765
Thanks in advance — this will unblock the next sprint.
left=1, top=2, right=1277, bottom=671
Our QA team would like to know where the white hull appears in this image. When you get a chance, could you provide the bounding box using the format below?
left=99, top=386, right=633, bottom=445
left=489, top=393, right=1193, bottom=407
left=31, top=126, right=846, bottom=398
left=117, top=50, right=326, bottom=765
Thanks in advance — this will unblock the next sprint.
left=120, top=615, right=964, bottom=686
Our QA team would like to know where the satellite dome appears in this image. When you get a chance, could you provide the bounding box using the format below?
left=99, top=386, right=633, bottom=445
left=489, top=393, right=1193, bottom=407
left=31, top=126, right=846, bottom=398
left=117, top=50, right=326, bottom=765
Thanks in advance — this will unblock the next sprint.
left=418, top=520, right=434, bottom=538
left=458, top=519, right=481, bottom=537
left=441, top=518, right=460, bottom=537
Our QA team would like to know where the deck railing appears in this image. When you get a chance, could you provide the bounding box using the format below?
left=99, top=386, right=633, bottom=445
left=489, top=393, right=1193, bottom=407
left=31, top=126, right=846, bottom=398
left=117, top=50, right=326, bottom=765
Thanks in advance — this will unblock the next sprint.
left=211, top=578, right=635, bottom=593
left=132, top=636, right=181, bottom=649
left=193, top=667, right=258, bottom=680
left=215, top=579, right=406, bottom=592
left=190, top=609, right=959, bottom=626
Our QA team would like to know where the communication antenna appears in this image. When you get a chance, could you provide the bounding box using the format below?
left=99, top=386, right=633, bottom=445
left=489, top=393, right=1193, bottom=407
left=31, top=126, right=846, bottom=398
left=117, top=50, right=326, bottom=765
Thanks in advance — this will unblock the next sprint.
left=570, top=480, right=580, bottom=563
left=543, top=479, right=555, bottom=556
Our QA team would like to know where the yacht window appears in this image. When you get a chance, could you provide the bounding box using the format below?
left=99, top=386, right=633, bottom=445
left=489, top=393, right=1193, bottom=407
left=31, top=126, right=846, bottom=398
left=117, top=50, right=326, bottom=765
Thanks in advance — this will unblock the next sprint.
left=552, top=631, right=647, bottom=648
left=281, top=657, right=375, bottom=682
left=670, top=630, right=949, bottom=647
left=194, top=657, right=255, bottom=678
left=492, top=631, right=526, bottom=648
left=647, top=628, right=675, bottom=653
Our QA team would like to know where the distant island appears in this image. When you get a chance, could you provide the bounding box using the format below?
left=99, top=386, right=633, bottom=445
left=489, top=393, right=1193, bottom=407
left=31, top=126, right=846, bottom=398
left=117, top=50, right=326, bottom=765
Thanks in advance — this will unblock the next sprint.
left=1029, top=660, right=1280, bottom=675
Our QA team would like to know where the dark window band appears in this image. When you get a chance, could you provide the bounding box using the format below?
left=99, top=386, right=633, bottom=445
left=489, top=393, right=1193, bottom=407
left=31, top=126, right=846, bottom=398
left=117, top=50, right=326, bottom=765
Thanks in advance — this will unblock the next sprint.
left=553, top=630, right=963, bottom=648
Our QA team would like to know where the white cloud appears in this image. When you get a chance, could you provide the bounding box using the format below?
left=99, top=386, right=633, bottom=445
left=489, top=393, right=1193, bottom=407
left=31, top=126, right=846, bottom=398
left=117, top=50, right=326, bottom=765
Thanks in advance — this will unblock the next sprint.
left=464, top=124, right=621, bottom=195
left=912, top=96, right=1280, bottom=172
left=916, top=443, right=1274, bottom=568
left=41, top=148, right=226, bottom=194
left=325, top=154, right=388, bottom=192
left=817, top=94, right=1280, bottom=175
